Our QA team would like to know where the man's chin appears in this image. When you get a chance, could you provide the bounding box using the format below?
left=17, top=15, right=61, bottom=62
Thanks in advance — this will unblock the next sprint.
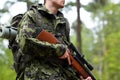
left=56, top=4, right=65, bottom=9
left=59, top=5, right=64, bottom=8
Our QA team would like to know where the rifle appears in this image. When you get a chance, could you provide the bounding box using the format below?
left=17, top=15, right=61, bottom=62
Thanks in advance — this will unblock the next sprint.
left=36, top=30, right=96, bottom=80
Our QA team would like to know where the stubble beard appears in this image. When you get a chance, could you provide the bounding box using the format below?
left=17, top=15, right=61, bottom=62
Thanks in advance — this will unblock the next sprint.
left=54, top=1, right=65, bottom=9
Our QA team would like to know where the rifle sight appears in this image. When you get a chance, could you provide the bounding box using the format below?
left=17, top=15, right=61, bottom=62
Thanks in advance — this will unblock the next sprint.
left=0, top=26, right=17, bottom=40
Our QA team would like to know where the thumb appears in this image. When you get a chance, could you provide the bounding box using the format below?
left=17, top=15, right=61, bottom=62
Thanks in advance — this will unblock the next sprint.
left=59, top=49, right=71, bottom=65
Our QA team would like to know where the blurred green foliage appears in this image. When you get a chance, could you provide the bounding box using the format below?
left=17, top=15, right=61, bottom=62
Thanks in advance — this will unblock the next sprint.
left=0, top=39, right=16, bottom=80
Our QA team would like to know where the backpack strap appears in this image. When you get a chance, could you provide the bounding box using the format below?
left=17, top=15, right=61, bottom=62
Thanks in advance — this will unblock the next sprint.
left=11, top=14, right=24, bottom=27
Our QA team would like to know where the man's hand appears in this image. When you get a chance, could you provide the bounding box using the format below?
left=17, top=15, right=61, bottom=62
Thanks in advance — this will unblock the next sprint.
left=59, top=49, right=71, bottom=65
left=60, top=49, right=93, bottom=80
left=80, top=76, right=92, bottom=80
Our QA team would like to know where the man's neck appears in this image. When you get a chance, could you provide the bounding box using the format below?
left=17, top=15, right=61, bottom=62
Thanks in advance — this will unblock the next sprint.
left=45, top=2, right=58, bottom=15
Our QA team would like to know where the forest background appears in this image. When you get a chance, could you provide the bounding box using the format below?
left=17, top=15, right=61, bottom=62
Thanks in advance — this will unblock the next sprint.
left=0, top=0, right=120, bottom=80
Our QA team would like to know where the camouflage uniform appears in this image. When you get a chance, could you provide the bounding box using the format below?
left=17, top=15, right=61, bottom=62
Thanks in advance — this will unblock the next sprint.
left=15, top=4, right=79, bottom=80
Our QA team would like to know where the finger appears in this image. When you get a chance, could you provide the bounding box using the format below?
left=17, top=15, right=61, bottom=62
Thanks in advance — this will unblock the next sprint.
left=80, top=76, right=92, bottom=80
left=85, top=77, right=92, bottom=80
left=67, top=53, right=71, bottom=65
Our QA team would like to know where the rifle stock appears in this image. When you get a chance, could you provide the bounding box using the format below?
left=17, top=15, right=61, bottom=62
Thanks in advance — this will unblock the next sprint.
left=36, top=30, right=96, bottom=80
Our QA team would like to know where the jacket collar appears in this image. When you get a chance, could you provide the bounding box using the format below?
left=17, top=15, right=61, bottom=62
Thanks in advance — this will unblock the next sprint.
left=37, top=4, right=64, bottom=18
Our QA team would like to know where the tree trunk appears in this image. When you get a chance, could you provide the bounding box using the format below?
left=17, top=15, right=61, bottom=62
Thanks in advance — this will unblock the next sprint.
left=76, top=0, right=82, bottom=53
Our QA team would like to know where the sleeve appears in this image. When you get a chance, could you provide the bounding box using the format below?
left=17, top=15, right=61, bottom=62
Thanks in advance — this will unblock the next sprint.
left=17, top=10, right=66, bottom=57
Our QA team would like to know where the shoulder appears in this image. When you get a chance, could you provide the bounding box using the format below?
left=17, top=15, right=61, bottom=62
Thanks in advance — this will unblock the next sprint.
left=19, top=4, right=40, bottom=25
left=23, top=4, right=43, bottom=20
left=24, top=4, right=47, bottom=21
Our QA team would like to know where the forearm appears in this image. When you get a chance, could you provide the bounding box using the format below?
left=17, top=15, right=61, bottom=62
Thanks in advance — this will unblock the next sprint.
left=20, top=37, right=66, bottom=57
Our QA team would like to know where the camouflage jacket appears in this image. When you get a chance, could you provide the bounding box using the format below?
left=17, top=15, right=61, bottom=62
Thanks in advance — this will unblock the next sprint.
left=16, top=4, right=79, bottom=80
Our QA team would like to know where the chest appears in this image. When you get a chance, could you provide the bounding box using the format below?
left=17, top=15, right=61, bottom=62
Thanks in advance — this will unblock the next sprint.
left=38, top=14, right=66, bottom=34
left=36, top=14, right=68, bottom=43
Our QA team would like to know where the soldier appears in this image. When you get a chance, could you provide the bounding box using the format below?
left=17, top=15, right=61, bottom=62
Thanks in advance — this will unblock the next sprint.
left=13, top=0, right=92, bottom=80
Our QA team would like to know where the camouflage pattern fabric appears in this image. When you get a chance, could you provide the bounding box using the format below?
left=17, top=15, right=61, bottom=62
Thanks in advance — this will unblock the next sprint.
left=16, top=4, right=79, bottom=80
